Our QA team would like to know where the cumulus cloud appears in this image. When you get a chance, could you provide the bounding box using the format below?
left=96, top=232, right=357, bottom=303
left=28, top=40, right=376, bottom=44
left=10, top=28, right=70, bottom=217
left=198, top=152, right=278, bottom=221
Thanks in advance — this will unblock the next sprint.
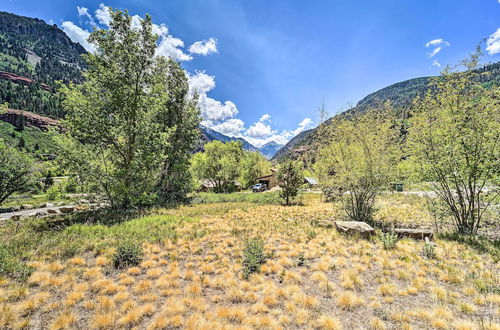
left=95, top=3, right=111, bottom=27
left=187, top=71, right=238, bottom=122
left=66, top=3, right=218, bottom=63
left=189, top=38, right=218, bottom=55
left=486, top=28, right=500, bottom=55
left=292, top=118, right=314, bottom=135
left=243, top=117, right=314, bottom=147
left=207, top=119, right=245, bottom=136
left=156, top=35, right=192, bottom=61
left=246, top=121, right=276, bottom=138
left=188, top=71, right=216, bottom=95
left=61, top=21, right=95, bottom=52
left=259, top=114, right=271, bottom=122
left=425, top=38, right=450, bottom=58
left=198, top=96, right=239, bottom=122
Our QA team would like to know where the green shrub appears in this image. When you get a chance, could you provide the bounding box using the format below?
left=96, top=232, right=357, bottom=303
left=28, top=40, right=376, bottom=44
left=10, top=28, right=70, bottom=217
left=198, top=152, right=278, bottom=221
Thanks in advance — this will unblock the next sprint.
left=191, top=192, right=281, bottom=205
left=422, top=238, right=436, bottom=259
left=46, top=184, right=61, bottom=201
left=380, top=231, right=399, bottom=249
left=113, top=241, right=143, bottom=269
left=242, top=237, right=266, bottom=279
left=0, top=244, right=33, bottom=281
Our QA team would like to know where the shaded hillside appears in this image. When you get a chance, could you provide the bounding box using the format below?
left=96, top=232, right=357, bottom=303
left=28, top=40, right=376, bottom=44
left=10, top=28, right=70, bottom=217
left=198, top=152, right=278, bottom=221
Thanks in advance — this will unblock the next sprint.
left=272, top=128, right=314, bottom=161
left=193, top=125, right=258, bottom=152
left=0, top=11, right=86, bottom=117
left=273, top=61, right=500, bottom=162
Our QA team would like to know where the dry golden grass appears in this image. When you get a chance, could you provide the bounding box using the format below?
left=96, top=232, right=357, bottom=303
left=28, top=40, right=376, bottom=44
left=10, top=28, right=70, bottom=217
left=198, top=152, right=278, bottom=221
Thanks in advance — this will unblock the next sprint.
left=0, top=197, right=498, bottom=329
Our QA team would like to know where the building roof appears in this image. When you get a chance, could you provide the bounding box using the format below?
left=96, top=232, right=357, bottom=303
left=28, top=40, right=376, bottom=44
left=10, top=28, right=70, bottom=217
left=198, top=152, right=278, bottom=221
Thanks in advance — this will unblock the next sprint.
left=304, top=177, right=318, bottom=185
left=200, top=179, right=216, bottom=188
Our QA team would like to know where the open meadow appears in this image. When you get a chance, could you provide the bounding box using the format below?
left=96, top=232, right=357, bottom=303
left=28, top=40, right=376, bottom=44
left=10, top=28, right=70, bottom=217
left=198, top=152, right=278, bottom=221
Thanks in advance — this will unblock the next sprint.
left=0, top=3, right=499, bottom=329
left=1, top=193, right=498, bottom=329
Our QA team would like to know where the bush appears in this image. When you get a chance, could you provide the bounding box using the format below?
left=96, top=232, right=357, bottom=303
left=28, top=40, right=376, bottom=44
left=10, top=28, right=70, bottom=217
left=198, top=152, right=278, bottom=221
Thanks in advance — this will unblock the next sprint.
left=422, top=239, right=436, bottom=259
left=242, top=238, right=266, bottom=279
left=46, top=183, right=64, bottom=201
left=379, top=231, right=399, bottom=250
left=191, top=192, right=281, bottom=205
left=113, top=241, right=143, bottom=269
left=0, top=244, right=33, bottom=281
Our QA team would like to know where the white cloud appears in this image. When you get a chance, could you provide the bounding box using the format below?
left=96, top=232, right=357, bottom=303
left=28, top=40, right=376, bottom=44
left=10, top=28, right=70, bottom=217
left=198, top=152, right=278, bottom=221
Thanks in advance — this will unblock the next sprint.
left=77, top=6, right=91, bottom=19
left=432, top=59, right=441, bottom=68
left=95, top=3, right=111, bottom=27
left=65, top=3, right=215, bottom=62
left=188, top=71, right=216, bottom=95
left=61, top=21, right=95, bottom=52
left=198, top=95, right=239, bottom=122
left=243, top=117, right=314, bottom=147
left=259, top=114, right=271, bottom=122
left=189, top=38, right=218, bottom=55
left=207, top=119, right=245, bottom=136
left=425, top=39, right=450, bottom=48
left=187, top=71, right=238, bottom=122
left=292, top=118, right=314, bottom=135
left=246, top=121, right=276, bottom=138
left=156, top=35, right=192, bottom=61
left=428, top=46, right=442, bottom=58
left=486, top=28, right=500, bottom=55
left=425, top=38, right=450, bottom=58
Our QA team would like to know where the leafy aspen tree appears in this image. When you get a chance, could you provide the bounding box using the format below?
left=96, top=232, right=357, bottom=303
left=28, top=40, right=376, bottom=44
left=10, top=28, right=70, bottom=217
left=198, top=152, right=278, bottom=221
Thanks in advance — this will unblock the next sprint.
left=60, top=9, right=200, bottom=207
left=409, top=51, right=499, bottom=234
left=316, top=107, right=399, bottom=223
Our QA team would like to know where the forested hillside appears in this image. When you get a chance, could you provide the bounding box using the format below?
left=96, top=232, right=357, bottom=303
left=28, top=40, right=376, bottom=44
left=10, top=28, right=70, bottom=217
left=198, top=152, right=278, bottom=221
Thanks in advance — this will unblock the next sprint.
left=273, top=61, right=500, bottom=161
left=0, top=11, right=86, bottom=117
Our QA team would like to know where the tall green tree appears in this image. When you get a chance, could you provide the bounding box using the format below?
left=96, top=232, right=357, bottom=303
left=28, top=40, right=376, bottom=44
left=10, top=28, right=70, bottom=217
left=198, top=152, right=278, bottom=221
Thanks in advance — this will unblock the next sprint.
left=0, top=139, right=36, bottom=205
left=60, top=9, right=200, bottom=208
left=239, top=151, right=271, bottom=189
left=408, top=52, right=499, bottom=234
left=315, top=107, right=399, bottom=222
left=190, top=141, right=244, bottom=193
left=277, top=159, right=303, bottom=205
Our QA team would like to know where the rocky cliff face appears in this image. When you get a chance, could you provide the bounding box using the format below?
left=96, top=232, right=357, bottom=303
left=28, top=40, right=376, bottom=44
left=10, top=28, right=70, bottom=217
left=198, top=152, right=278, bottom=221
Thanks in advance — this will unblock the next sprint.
left=0, top=71, right=53, bottom=91
left=0, top=109, right=63, bottom=131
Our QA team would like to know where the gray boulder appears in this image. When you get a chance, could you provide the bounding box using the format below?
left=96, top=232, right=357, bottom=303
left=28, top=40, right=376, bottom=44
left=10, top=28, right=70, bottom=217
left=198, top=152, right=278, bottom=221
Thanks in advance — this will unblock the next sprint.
left=335, top=221, right=375, bottom=236
left=20, top=204, right=34, bottom=210
left=41, top=202, right=55, bottom=208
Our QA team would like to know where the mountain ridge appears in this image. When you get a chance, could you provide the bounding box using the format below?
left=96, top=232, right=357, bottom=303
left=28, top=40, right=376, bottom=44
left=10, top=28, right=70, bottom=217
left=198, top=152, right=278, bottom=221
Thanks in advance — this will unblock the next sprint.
left=272, top=61, right=500, bottom=161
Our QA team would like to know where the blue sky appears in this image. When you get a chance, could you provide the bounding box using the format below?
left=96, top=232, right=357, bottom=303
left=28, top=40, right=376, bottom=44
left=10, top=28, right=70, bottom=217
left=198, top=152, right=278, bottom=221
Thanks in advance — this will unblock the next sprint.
left=2, top=0, right=500, bottom=146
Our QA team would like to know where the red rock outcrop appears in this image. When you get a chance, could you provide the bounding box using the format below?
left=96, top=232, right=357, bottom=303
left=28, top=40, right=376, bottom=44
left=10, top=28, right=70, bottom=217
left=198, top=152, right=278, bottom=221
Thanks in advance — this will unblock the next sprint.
left=0, top=109, right=63, bottom=131
left=0, top=71, right=53, bottom=92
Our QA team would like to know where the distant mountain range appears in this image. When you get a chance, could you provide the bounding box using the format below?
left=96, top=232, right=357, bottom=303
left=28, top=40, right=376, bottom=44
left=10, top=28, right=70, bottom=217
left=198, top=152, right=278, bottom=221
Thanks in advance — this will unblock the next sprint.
left=0, top=11, right=289, bottom=158
left=198, top=125, right=258, bottom=152
left=198, top=125, right=284, bottom=158
left=272, top=61, right=500, bottom=161
left=258, top=141, right=284, bottom=159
